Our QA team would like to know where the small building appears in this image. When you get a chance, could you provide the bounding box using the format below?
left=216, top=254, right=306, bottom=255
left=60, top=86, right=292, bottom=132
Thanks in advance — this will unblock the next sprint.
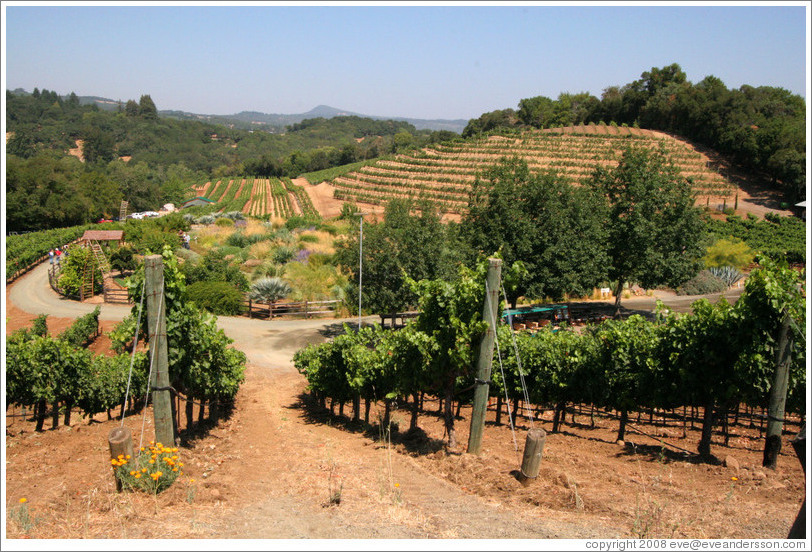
left=78, top=230, right=125, bottom=246
left=180, top=197, right=216, bottom=209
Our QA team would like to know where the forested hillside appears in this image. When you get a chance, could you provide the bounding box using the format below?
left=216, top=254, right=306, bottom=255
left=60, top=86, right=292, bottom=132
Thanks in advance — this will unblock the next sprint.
left=464, top=63, right=806, bottom=202
left=4, top=89, right=451, bottom=231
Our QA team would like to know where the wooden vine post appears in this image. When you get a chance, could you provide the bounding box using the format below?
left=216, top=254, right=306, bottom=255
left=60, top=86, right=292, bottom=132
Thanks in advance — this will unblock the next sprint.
left=108, top=427, right=134, bottom=492
left=145, top=254, right=175, bottom=447
left=763, top=309, right=792, bottom=469
left=518, top=428, right=547, bottom=486
left=467, top=258, right=501, bottom=455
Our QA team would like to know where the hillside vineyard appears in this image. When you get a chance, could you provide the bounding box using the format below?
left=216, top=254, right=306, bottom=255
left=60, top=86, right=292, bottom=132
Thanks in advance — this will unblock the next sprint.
left=322, top=125, right=733, bottom=215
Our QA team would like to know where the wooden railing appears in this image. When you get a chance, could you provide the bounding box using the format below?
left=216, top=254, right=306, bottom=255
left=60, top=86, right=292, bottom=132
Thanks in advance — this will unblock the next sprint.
left=243, top=299, right=340, bottom=319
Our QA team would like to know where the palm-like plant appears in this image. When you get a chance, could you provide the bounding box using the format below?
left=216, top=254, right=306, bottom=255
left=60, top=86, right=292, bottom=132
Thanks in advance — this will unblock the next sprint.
left=250, top=277, right=291, bottom=318
left=708, top=266, right=743, bottom=287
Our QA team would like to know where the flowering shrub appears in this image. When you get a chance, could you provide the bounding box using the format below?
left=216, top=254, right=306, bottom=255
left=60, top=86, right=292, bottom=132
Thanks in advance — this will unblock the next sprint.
left=112, top=441, right=183, bottom=494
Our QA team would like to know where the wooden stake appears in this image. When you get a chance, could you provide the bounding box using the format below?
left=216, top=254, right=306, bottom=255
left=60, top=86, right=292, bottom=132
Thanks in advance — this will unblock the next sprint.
left=108, top=427, right=134, bottom=492
left=145, top=255, right=175, bottom=447
left=467, top=258, right=502, bottom=455
left=763, top=310, right=792, bottom=469
left=518, top=428, right=546, bottom=486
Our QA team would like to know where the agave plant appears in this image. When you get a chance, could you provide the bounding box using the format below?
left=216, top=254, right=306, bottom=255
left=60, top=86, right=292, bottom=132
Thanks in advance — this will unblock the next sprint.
left=250, top=277, right=291, bottom=304
left=708, top=266, right=743, bottom=287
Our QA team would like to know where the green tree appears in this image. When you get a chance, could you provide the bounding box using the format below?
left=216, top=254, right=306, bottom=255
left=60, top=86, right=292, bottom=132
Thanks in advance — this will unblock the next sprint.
left=82, top=126, right=117, bottom=165
left=336, top=198, right=459, bottom=316
left=463, top=157, right=608, bottom=306
left=124, top=99, right=140, bottom=117
left=138, top=94, right=158, bottom=119
left=589, top=146, right=705, bottom=315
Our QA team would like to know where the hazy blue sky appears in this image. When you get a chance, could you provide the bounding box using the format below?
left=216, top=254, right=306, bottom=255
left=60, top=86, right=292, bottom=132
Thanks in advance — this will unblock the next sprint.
left=3, top=3, right=808, bottom=120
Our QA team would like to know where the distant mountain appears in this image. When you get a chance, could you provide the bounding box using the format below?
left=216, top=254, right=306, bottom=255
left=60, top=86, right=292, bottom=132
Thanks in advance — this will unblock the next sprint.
left=22, top=92, right=467, bottom=133
left=160, top=104, right=468, bottom=133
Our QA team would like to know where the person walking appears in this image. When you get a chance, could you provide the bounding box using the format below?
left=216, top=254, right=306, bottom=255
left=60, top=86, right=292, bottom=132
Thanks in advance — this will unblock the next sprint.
left=55, top=247, right=62, bottom=267
left=49, top=249, right=55, bottom=266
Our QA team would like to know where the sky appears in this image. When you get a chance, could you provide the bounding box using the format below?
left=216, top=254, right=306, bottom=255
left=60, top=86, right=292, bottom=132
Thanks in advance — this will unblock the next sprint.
left=2, top=2, right=809, bottom=121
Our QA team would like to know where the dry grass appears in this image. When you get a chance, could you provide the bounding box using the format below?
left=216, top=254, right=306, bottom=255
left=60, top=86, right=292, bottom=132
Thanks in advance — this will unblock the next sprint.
left=246, top=240, right=275, bottom=260
left=192, top=225, right=232, bottom=250
left=297, top=230, right=336, bottom=255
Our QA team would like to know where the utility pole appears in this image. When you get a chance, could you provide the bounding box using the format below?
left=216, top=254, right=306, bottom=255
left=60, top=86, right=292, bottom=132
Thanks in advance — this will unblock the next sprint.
left=467, top=258, right=502, bottom=455
left=144, top=255, right=175, bottom=447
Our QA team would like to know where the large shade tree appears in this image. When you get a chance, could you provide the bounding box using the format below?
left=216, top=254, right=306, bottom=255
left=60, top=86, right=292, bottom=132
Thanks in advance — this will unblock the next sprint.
left=589, top=146, right=705, bottom=315
left=462, top=157, right=609, bottom=306
left=336, top=198, right=459, bottom=316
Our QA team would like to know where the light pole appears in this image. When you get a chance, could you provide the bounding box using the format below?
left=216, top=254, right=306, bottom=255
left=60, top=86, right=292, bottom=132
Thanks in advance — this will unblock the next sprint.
left=356, top=212, right=365, bottom=331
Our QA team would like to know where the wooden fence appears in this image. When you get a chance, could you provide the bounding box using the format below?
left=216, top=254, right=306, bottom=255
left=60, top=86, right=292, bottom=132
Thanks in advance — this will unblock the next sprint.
left=243, top=298, right=340, bottom=319
left=103, top=286, right=131, bottom=304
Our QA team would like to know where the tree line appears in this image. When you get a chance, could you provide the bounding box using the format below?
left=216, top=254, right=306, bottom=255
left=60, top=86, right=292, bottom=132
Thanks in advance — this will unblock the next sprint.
left=463, top=63, right=805, bottom=202
left=337, top=146, right=710, bottom=319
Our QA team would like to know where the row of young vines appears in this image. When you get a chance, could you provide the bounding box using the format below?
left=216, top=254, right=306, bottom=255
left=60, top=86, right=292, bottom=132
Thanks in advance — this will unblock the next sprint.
left=293, top=257, right=805, bottom=455
left=5, top=247, right=248, bottom=436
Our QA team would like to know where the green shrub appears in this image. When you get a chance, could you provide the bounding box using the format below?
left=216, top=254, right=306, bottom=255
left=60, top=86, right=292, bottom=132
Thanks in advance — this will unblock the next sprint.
left=298, top=234, right=320, bottom=244
left=677, top=270, right=728, bottom=296
left=251, top=261, right=284, bottom=280
left=703, top=237, right=754, bottom=270
left=285, top=214, right=321, bottom=231
left=186, top=281, right=246, bottom=316
left=110, top=246, right=138, bottom=273
left=216, top=245, right=246, bottom=262
left=226, top=232, right=250, bottom=248
left=181, top=249, right=249, bottom=292
left=174, top=248, right=201, bottom=264
left=215, top=217, right=234, bottom=227
left=272, top=245, right=296, bottom=264
left=320, top=224, right=338, bottom=236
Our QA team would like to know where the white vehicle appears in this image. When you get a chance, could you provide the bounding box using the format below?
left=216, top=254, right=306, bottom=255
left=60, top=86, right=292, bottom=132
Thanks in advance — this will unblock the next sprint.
left=128, top=212, right=145, bottom=220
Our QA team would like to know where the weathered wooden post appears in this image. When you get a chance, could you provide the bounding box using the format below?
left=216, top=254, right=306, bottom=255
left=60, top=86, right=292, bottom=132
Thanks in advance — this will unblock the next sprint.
left=144, top=255, right=175, bottom=447
left=518, top=427, right=547, bottom=486
left=467, top=258, right=502, bottom=455
left=763, top=309, right=792, bottom=469
left=108, top=426, right=134, bottom=492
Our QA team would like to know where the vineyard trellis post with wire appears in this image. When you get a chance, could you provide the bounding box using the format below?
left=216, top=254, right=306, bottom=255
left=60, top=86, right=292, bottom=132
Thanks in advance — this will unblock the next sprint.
left=145, top=254, right=175, bottom=447
left=467, top=257, right=501, bottom=455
